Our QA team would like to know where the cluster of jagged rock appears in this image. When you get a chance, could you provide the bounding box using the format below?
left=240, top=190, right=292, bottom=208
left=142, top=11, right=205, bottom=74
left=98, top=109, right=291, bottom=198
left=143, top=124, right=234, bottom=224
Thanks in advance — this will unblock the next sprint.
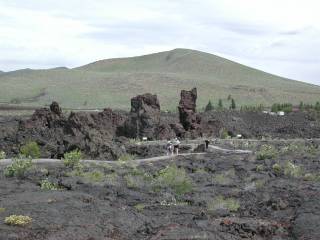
left=120, top=88, right=204, bottom=140
left=13, top=88, right=210, bottom=159
left=3, top=87, right=320, bottom=159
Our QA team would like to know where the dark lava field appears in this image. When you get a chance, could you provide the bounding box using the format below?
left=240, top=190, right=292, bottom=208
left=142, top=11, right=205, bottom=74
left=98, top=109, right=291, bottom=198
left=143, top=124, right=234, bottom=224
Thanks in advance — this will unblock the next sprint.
left=1, top=139, right=320, bottom=240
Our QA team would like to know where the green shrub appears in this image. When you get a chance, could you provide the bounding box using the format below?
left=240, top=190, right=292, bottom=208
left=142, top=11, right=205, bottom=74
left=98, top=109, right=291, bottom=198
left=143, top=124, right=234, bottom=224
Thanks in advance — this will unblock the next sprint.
left=40, top=178, right=59, bottom=190
left=154, top=165, right=193, bottom=195
left=20, top=142, right=40, bottom=158
left=63, top=149, right=82, bottom=168
left=134, top=203, right=146, bottom=212
left=272, top=163, right=281, bottom=175
left=4, top=215, right=32, bottom=226
left=220, top=129, right=230, bottom=139
left=0, top=151, right=6, bottom=160
left=256, top=164, right=264, bottom=172
left=5, top=156, right=33, bottom=178
left=208, top=196, right=240, bottom=212
left=284, top=161, right=303, bottom=178
left=256, top=145, right=277, bottom=160
left=118, top=153, right=135, bottom=162
left=303, top=173, right=317, bottom=181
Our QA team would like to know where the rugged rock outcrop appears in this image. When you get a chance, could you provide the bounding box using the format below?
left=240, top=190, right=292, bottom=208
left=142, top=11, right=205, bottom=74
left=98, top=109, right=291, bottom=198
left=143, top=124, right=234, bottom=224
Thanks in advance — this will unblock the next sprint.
left=178, top=88, right=201, bottom=131
left=14, top=102, right=126, bottom=159
left=177, top=88, right=203, bottom=139
left=121, top=93, right=161, bottom=140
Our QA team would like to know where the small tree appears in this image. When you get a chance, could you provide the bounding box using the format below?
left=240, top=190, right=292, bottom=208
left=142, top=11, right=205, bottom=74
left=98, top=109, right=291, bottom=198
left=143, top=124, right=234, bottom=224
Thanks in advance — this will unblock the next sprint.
left=230, top=98, right=236, bottom=110
left=227, top=94, right=232, bottom=100
left=218, top=99, right=223, bottom=109
left=315, top=102, right=320, bottom=111
left=299, top=101, right=304, bottom=111
left=205, top=100, right=214, bottom=112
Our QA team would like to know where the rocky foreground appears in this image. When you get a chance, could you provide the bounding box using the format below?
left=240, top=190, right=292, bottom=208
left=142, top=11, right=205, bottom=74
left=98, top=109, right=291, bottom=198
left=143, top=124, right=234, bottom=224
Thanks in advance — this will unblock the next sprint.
left=0, top=140, right=320, bottom=240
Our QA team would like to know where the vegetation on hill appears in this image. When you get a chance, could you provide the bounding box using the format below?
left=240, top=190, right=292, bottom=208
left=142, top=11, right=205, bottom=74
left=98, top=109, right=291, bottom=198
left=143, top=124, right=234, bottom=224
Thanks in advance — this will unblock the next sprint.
left=1, top=48, right=319, bottom=110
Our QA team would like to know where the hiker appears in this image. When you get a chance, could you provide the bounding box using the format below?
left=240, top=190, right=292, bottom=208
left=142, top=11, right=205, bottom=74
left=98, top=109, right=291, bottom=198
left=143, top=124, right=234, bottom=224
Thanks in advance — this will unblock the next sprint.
left=166, top=140, right=173, bottom=155
left=205, top=139, right=210, bottom=150
left=172, top=137, right=181, bottom=155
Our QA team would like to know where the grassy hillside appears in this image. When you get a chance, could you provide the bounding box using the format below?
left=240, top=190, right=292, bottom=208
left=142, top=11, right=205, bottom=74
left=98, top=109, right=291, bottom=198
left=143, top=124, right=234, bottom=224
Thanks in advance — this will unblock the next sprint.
left=0, top=48, right=319, bottom=110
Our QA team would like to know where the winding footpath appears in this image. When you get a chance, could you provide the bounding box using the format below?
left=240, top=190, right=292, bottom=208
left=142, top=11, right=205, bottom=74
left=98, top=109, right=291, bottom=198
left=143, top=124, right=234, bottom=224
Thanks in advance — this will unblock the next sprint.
left=0, top=145, right=252, bottom=167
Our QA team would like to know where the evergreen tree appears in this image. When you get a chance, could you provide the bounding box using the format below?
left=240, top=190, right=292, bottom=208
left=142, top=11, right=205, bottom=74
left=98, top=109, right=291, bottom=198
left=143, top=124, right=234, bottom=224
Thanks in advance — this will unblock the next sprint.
left=218, top=99, right=223, bottom=109
left=299, top=101, right=304, bottom=111
left=315, top=102, right=320, bottom=111
left=230, top=98, right=236, bottom=110
left=205, top=100, right=214, bottom=112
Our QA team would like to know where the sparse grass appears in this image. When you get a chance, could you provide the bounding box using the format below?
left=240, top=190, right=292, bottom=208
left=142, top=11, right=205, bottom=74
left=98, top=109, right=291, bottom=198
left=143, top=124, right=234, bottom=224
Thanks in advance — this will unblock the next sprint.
left=255, top=179, right=266, bottom=189
left=4, top=215, right=32, bottom=226
left=0, top=208, right=5, bottom=213
left=0, top=150, right=6, bottom=160
left=280, top=143, right=319, bottom=156
left=213, top=169, right=235, bottom=185
left=39, top=167, right=49, bottom=175
left=153, top=164, right=193, bottom=195
left=5, top=156, right=33, bottom=178
left=83, top=170, right=105, bottom=183
left=134, top=203, right=146, bottom=212
left=284, top=161, right=303, bottom=178
left=214, top=174, right=228, bottom=185
left=104, top=173, right=118, bottom=186
left=280, top=143, right=302, bottom=154
left=208, top=196, right=240, bottom=212
left=129, top=138, right=141, bottom=144
left=194, top=168, right=207, bottom=174
left=67, top=163, right=85, bottom=177
left=256, top=145, right=277, bottom=160
left=20, top=141, right=40, bottom=158
left=124, top=175, right=139, bottom=189
left=63, top=149, right=82, bottom=168
left=118, top=154, right=135, bottom=162
left=303, top=173, right=320, bottom=181
left=40, top=179, right=59, bottom=190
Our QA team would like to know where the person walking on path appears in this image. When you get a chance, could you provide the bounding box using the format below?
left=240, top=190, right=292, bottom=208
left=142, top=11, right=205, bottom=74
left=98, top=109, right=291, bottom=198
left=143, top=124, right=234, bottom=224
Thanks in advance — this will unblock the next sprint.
left=205, top=139, right=210, bottom=150
left=166, top=140, right=173, bottom=155
left=172, top=137, right=181, bottom=155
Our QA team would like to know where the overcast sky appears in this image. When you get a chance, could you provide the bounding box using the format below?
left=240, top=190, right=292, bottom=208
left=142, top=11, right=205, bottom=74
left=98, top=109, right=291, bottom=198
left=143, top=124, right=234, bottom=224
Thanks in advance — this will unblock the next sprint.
left=0, top=0, right=319, bottom=85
